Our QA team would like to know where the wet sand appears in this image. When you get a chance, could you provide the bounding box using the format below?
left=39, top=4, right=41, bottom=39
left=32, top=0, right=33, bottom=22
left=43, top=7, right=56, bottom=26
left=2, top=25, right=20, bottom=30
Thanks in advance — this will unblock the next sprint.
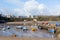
left=7, top=21, right=60, bottom=25
left=0, top=37, right=56, bottom=40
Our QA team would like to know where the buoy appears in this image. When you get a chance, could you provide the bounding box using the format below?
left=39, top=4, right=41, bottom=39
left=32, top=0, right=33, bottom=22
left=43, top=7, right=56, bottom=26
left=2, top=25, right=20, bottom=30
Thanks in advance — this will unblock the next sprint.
left=32, top=28, right=37, bottom=32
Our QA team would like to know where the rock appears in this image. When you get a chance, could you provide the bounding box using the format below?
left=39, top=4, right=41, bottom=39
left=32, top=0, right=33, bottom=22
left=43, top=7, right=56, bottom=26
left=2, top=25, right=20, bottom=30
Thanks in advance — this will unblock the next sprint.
left=57, top=34, right=60, bottom=38
left=11, top=34, right=17, bottom=37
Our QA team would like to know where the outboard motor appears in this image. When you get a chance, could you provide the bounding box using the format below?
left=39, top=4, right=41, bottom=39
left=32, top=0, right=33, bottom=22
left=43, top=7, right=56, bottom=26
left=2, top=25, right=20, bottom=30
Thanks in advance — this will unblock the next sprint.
left=23, top=27, right=28, bottom=31
left=2, top=28, right=6, bottom=32
left=6, top=26, right=10, bottom=29
left=38, top=25, right=43, bottom=30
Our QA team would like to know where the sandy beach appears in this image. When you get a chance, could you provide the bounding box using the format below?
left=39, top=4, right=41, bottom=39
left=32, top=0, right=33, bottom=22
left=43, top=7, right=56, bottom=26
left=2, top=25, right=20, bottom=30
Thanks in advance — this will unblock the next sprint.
left=7, top=21, right=60, bottom=25
left=0, top=37, right=57, bottom=40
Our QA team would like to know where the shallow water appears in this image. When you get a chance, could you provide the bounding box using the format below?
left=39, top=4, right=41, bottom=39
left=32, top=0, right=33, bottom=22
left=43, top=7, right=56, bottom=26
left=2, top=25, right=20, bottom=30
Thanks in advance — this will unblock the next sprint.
left=0, top=25, right=55, bottom=38
left=1, top=21, right=59, bottom=38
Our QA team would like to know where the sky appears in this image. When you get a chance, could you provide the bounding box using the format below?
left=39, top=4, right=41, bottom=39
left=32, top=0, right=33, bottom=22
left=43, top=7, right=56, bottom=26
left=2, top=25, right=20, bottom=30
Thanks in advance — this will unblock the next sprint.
left=0, top=0, right=60, bottom=16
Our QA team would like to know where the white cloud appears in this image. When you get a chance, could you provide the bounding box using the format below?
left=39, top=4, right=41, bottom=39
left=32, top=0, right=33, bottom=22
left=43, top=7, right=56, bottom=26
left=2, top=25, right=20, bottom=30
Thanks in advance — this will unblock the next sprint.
left=2, top=0, right=41, bottom=16
left=24, top=0, right=39, bottom=16
left=50, top=5, right=60, bottom=16
left=8, top=0, right=51, bottom=16
left=38, top=4, right=46, bottom=10
left=24, top=0, right=39, bottom=11
left=23, top=0, right=51, bottom=16
left=0, top=0, right=60, bottom=16
left=13, top=8, right=31, bottom=16
left=0, top=8, right=14, bottom=15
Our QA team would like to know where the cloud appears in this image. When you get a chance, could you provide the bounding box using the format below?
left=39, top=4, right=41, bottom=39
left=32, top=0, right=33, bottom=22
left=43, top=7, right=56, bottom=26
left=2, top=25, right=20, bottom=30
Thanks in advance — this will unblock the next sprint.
left=23, top=0, right=51, bottom=16
left=38, top=4, right=46, bottom=10
left=0, top=0, right=60, bottom=16
left=24, top=0, right=39, bottom=16
left=50, top=5, right=60, bottom=16
left=0, top=8, right=14, bottom=15
left=1, top=0, right=49, bottom=16
left=24, top=0, right=39, bottom=11
left=11, top=0, right=52, bottom=16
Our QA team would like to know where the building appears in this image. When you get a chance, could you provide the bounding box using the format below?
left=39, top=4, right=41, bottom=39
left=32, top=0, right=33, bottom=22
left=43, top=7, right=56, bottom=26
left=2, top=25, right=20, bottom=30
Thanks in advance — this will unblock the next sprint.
left=6, top=14, right=12, bottom=18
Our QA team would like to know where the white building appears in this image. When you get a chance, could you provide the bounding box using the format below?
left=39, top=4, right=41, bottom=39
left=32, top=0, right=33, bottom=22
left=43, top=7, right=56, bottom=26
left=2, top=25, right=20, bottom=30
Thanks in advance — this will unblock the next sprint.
left=6, top=14, right=11, bottom=18
left=26, top=15, right=34, bottom=18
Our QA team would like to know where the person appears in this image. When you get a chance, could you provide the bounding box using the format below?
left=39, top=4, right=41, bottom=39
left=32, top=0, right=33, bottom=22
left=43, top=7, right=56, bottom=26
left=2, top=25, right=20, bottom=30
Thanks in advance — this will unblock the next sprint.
left=48, top=28, right=55, bottom=38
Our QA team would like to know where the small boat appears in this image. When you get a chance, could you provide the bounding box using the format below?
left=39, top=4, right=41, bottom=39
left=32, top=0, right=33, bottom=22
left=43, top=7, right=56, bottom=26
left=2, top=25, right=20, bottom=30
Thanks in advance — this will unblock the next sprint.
left=6, top=26, right=10, bottom=29
left=38, top=25, right=49, bottom=30
left=2, top=28, right=6, bottom=31
left=16, top=26, right=23, bottom=29
left=23, top=27, right=28, bottom=31
left=56, top=22, right=60, bottom=26
left=32, top=28, right=37, bottom=32
left=48, top=29, right=55, bottom=33
left=2, top=26, right=10, bottom=32
left=16, top=26, right=28, bottom=31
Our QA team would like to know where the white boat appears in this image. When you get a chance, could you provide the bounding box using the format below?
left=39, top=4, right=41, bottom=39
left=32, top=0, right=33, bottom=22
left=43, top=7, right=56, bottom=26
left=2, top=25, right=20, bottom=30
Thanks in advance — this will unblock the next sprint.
left=6, top=26, right=10, bottom=29
left=16, top=26, right=23, bottom=29
left=2, top=28, right=6, bottom=31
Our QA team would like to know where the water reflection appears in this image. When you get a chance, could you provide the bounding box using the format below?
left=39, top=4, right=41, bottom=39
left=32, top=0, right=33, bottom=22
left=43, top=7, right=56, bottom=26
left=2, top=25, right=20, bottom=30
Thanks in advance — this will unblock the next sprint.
left=0, top=25, right=55, bottom=38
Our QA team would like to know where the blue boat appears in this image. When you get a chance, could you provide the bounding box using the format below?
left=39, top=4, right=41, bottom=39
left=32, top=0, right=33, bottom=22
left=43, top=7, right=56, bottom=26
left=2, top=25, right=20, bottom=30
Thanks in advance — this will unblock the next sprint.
left=56, top=22, right=60, bottom=26
left=48, top=29, right=55, bottom=33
